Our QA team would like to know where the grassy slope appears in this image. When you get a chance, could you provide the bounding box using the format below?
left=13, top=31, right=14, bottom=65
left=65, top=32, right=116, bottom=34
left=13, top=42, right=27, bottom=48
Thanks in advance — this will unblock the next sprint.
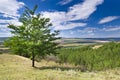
left=0, top=54, right=120, bottom=80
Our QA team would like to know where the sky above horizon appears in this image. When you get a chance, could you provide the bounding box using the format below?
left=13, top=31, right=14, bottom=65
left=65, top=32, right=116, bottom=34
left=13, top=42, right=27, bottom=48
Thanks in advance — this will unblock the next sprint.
left=0, top=0, right=120, bottom=38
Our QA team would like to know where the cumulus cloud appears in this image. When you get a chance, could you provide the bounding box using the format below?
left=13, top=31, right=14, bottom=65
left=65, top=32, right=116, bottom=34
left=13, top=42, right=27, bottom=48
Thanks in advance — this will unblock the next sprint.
left=42, top=0, right=104, bottom=30
left=42, top=11, right=87, bottom=30
left=0, top=19, right=22, bottom=37
left=0, top=0, right=24, bottom=18
left=99, top=16, right=120, bottom=24
left=0, top=19, right=22, bottom=26
left=58, top=0, right=73, bottom=5
left=0, top=0, right=24, bottom=37
left=0, top=32, right=12, bottom=37
left=67, top=0, right=104, bottom=21
left=0, top=24, right=12, bottom=37
left=0, top=0, right=24, bottom=25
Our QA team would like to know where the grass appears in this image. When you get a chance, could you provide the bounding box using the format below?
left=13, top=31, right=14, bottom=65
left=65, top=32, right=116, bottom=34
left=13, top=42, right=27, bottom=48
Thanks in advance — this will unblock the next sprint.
left=0, top=54, right=120, bottom=80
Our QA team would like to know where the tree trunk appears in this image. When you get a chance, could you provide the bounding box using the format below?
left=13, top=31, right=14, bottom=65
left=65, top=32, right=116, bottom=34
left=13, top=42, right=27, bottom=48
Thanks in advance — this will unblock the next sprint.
left=32, top=50, right=35, bottom=67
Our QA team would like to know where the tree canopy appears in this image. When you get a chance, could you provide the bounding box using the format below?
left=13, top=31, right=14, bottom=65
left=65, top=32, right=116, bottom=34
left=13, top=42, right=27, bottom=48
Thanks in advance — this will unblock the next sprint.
left=4, top=5, right=60, bottom=67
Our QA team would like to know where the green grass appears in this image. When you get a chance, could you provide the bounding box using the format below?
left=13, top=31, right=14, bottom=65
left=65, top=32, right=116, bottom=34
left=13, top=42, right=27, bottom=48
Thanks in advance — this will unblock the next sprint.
left=0, top=54, right=120, bottom=80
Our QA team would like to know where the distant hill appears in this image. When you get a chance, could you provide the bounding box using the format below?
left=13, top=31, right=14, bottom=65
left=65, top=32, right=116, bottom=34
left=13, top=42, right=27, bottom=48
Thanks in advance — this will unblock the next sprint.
left=84, top=38, right=120, bottom=42
left=0, top=37, right=9, bottom=42
left=59, top=38, right=120, bottom=45
left=0, top=37, right=10, bottom=45
left=1, top=37, right=120, bottom=45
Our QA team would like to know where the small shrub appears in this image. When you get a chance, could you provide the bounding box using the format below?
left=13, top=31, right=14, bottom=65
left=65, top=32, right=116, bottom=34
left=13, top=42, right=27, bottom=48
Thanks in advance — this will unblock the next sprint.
left=0, top=51, right=2, bottom=54
left=58, top=42, right=120, bottom=71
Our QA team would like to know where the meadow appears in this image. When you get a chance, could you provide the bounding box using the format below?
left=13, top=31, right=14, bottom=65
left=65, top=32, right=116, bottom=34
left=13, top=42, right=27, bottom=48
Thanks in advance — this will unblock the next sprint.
left=0, top=53, right=120, bottom=80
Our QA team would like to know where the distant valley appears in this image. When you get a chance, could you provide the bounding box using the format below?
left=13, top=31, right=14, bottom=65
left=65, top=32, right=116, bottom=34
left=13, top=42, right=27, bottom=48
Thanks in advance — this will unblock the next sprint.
left=1, top=37, right=120, bottom=45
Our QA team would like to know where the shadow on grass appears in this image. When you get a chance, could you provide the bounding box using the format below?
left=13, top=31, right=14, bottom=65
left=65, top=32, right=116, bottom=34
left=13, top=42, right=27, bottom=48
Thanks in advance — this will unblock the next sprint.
left=34, top=66, right=84, bottom=71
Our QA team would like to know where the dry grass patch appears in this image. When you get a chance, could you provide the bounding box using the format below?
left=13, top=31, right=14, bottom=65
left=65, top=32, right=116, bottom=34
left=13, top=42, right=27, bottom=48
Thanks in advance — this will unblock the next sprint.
left=0, top=54, right=120, bottom=80
left=92, top=45, right=103, bottom=49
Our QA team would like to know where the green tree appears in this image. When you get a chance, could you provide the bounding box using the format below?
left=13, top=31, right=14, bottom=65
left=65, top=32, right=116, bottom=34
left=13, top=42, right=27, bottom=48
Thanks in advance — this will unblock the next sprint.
left=5, top=5, right=60, bottom=67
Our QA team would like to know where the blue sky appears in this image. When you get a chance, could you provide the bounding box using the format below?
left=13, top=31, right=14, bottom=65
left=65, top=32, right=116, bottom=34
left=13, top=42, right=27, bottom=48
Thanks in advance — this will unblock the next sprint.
left=0, top=0, right=120, bottom=38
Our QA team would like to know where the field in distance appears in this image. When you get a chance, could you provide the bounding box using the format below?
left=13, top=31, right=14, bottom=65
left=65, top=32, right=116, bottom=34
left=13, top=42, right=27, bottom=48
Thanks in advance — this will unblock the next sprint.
left=1, top=37, right=120, bottom=47
left=57, top=38, right=120, bottom=47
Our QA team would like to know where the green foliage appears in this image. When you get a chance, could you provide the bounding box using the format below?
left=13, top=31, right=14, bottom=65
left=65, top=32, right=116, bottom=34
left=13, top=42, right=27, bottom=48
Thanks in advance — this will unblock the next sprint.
left=58, top=42, right=120, bottom=71
left=4, top=5, right=60, bottom=67
left=4, top=37, right=30, bottom=57
left=0, top=51, right=2, bottom=54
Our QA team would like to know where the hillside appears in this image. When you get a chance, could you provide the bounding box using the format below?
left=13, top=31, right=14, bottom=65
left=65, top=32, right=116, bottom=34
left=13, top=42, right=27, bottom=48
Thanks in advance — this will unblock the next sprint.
left=0, top=53, right=120, bottom=80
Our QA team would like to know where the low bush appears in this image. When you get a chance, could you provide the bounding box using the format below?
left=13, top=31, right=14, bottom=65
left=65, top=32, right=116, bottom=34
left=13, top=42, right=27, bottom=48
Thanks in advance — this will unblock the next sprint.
left=58, top=42, right=120, bottom=71
left=0, top=51, right=2, bottom=54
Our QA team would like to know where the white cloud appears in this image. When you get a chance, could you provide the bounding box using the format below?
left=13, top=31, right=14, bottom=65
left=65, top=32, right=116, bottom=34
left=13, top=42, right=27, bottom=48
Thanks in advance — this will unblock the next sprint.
left=0, top=0, right=24, bottom=18
left=103, top=26, right=120, bottom=31
left=55, top=22, right=86, bottom=30
left=58, top=0, right=73, bottom=5
left=0, top=19, right=22, bottom=37
left=0, top=32, right=12, bottom=37
left=42, top=0, right=104, bottom=30
left=0, top=24, right=12, bottom=37
left=77, top=27, right=97, bottom=37
left=0, top=0, right=24, bottom=25
left=42, top=11, right=87, bottom=30
left=0, top=24, right=8, bottom=28
left=77, top=27, right=96, bottom=33
left=0, top=19, right=22, bottom=26
left=99, top=16, right=120, bottom=24
left=0, top=26, right=9, bottom=32
left=0, top=0, right=24, bottom=37
left=69, top=30, right=74, bottom=34
left=67, top=0, right=104, bottom=21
